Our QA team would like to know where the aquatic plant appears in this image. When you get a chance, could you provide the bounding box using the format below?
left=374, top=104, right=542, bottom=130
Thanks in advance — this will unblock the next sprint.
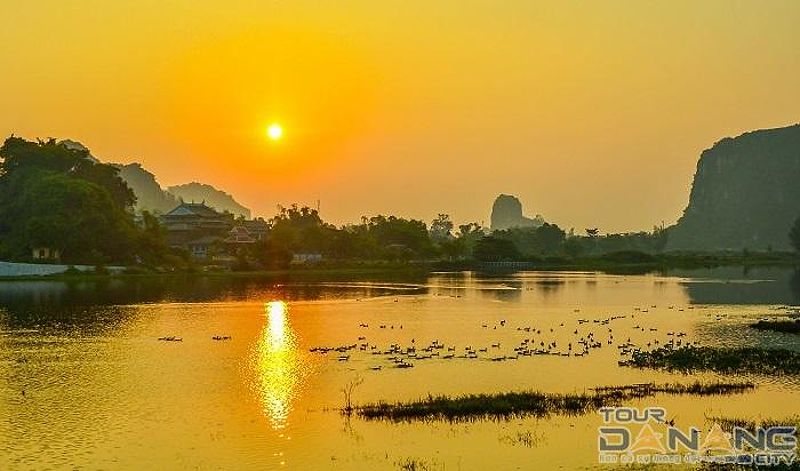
left=621, top=345, right=800, bottom=375
left=751, top=319, right=800, bottom=334
left=705, top=414, right=800, bottom=431
left=354, top=381, right=754, bottom=422
left=341, top=375, right=364, bottom=416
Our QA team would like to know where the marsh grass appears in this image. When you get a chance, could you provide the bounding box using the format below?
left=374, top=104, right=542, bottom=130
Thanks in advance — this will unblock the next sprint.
left=394, top=457, right=442, bottom=471
left=355, top=381, right=754, bottom=422
left=621, top=345, right=800, bottom=375
left=706, top=414, right=800, bottom=431
left=498, top=430, right=541, bottom=448
left=751, top=319, right=800, bottom=334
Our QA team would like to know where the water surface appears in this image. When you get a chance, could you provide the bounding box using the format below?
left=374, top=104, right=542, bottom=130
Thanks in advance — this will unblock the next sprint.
left=2, top=268, right=799, bottom=469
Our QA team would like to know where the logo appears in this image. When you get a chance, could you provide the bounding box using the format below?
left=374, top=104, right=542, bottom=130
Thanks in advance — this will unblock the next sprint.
left=598, top=407, right=797, bottom=465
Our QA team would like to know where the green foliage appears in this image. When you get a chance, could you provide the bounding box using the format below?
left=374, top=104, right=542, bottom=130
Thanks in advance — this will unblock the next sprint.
left=429, top=213, right=453, bottom=241
left=599, top=250, right=656, bottom=264
left=751, top=319, right=800, bottom=334
left=357, top=382, right=754, bottom=422
left=562, top=237, right=584, bottom=258
left=269, top=204, right=335, bottom=254
left=1, top=171, right=136, bottom=263
left=669, top=124, right=800, bottom=251
left=364, top=215, right=433, bottom=257
left=248, top=239, right=292, bottom=269
left=622, top=345, right=800, bottom=375
left=267, top=205, right=435, bottom=261
left=790, top=216, right=800, bottom=253
left=0, top=136, right=170, bottom=265
left=473, top=236, right=520, bottom=262
left=0, top=136, right=135, bottom=208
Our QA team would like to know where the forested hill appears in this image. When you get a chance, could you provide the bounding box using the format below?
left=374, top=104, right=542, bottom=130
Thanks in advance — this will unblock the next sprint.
left=668, top=124, right=800, bottom=251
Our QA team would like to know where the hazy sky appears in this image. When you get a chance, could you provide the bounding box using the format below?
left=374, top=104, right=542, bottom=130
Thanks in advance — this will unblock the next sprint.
left=1, top=1, right=798, bottom=232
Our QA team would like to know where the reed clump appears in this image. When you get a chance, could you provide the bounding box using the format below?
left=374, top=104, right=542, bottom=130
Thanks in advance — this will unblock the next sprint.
left=620, top=345, right=800, bottom=375
left=355, top=381, right=754, bottom=422
left=751, top=319, right=800, bottom=334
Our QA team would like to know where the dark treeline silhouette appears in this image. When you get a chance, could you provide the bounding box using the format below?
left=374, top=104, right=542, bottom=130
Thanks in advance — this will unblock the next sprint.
left=0, top=136, right=184, bottom=266
left=218, top=206, right=670, bottom=267
left=0, top=135, right=769, bottom=271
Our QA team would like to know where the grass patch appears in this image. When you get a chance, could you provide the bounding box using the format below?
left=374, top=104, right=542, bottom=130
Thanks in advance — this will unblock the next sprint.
left=751, top=319, right=800, bottom=334
left=620, top=345, right=800, bottom=375
left=354, top=381, right=754, bottom=422
left=707, top=415, right=800, bottom=431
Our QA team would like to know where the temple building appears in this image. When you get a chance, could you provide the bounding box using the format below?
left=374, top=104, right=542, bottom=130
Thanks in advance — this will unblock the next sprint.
left=160, top=202, right=268, bottom=259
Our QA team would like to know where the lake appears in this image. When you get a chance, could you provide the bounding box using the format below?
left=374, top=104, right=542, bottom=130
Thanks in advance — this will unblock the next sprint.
left=2, top=267, right=800, bottom=470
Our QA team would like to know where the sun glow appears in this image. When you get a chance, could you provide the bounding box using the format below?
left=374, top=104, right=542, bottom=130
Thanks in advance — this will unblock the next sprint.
left=267, top=123, right=283, bottom=141
left=256, top=300, right=298, bottom=429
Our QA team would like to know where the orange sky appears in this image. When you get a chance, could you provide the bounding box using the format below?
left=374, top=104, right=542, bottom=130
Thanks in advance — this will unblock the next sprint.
left=1, top=1, right=798, bottom=232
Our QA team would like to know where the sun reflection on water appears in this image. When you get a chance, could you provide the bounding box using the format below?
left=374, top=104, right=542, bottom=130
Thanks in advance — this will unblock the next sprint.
left=255, top=301, right=300, bottom=429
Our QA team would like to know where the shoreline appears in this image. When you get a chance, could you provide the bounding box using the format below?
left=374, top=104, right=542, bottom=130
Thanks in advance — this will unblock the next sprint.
left=0, top=253, right=797, bottom=282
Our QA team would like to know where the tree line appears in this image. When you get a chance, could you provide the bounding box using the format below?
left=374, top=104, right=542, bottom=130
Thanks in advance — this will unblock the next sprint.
left=8, top=135, right=795, bottom=271
left=0, top=137, right=181, bottom=266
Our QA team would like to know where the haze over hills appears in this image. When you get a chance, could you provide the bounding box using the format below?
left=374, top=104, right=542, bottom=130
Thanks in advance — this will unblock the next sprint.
left=668, top=124, right=800, bottom=251
left=116, top=164, right=251, bottom=217
left=167, top=182, right=251, bottom=218
left=114, top=163, right=178, bottom=214
left=58, top=139, right=253, bottom=217
left=59, top=122, right=800, bottom=252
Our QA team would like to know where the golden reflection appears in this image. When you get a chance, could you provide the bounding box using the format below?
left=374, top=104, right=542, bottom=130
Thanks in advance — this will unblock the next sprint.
left=255, top=301, right=299, bottom=429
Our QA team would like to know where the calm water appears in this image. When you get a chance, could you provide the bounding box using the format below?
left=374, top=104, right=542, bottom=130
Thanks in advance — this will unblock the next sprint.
left=1, top=268, right=800, bottom=470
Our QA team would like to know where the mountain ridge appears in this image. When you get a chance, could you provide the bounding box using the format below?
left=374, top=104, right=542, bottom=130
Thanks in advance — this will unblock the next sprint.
left=667, top=123, right=800, bottom=251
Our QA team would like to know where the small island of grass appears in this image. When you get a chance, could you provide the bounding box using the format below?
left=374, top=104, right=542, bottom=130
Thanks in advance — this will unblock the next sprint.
left=621, top=345, right=800, bottom=375
left=353, top=382, right=755, bottom=422
left=751, top=319, right=800, bottom=334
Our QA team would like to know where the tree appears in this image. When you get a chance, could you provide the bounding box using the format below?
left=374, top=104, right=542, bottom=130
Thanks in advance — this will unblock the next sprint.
left=455, top=222, right=484, bottom=253
left=429, top=213, right=454, bottom=241
left=363, top=215, right=433, bottom=258
left=473, top=236, right=520, bottom=262
left=249, top=239, right=292, bottom=269
left=0, top=136, right=162, bottom=264
left=2, top=170, right=137, bottom=263
left=563, top=237, right=585, bottom=258
left=790, top=217, right=800, bottom=253
left=269, top=204, right=331, bottom=254
left=495, top=224, right=566, bottom=257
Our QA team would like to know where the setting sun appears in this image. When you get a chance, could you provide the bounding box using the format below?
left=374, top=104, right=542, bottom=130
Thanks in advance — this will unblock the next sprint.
left=267, top=123, right=283, bottom=141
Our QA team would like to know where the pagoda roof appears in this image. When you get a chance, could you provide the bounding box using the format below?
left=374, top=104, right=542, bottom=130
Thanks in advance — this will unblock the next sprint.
left=164, top=202, right=224, bottom=218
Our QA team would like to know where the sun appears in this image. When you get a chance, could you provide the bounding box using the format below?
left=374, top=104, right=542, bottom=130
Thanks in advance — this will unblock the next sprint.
left=266, top=123, right=283, bottom=141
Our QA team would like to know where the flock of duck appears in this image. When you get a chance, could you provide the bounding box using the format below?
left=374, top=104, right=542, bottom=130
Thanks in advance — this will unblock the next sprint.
left=157, top=335, right=232, bottom=342
left=308, top=305, right=696, bottom=370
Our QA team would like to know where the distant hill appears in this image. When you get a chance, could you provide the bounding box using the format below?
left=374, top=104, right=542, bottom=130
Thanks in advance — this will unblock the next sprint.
left=490, top=194, right=545, bottom=231
left=114, top=163, right=177, bottom=214
left=668, top=124, right=800, bottom=251
left=168, top=182, right=251, bottom=218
